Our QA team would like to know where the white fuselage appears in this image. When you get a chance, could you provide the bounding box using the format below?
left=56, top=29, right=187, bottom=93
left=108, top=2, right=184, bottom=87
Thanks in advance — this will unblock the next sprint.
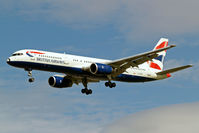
left=7, top=49, right=168, bottom=83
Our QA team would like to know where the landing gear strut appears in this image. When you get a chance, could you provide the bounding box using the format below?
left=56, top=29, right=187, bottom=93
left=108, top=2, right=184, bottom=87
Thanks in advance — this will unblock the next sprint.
left=81, top=78, right=92, bottom=95
left=105, top=81, right=116, bottom=88
left=25, top=68, right=35, bottom=83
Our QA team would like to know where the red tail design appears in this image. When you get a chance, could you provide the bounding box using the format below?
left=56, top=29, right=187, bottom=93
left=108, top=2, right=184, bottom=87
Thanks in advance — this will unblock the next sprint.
left=150, top=62, right=161, bottom=70
left=155, top=41, right=168, bottom=50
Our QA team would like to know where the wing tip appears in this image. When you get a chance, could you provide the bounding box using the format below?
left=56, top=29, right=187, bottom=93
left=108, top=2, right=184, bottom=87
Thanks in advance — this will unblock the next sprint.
left=187, top=64, right=194, bottom=67
left=170, top=44, right=176, bottom=48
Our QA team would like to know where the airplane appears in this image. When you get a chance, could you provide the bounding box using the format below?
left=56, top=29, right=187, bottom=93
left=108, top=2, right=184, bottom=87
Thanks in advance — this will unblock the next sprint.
left=7, top=38, right=192, bottom=95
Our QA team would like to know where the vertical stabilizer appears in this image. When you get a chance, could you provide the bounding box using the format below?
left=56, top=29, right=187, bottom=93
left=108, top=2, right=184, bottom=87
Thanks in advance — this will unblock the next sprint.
left=148, top=38, right=168, bottom=72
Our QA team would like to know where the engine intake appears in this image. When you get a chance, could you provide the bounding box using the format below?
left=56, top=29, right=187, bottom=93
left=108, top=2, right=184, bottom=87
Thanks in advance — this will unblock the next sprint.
left=90, top=63, right=113, bottom=75
left=48, top=75, right=73, bottom=88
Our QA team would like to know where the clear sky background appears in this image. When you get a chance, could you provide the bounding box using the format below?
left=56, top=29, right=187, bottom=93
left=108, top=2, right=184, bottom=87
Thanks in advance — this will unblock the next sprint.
left=0, top=0, right=199, bottom=133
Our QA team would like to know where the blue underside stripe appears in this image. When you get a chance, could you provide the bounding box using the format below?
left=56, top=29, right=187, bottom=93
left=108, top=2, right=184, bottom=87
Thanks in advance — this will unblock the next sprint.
left=8, top=61, right=156, bottom=82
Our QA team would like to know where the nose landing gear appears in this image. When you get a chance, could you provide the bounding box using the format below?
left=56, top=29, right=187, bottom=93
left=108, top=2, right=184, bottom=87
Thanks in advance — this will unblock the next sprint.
left=25, top=68, right=35, bottom=83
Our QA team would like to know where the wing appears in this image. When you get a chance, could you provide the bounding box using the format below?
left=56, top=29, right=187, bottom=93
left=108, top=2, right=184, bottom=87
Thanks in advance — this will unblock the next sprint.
left=107, top=45, right=176, bottom=77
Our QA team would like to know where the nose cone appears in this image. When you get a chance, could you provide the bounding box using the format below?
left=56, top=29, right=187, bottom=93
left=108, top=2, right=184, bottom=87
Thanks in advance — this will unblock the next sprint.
left=7, top=58, right=14, bottom=66
left=7, top=58, right=11, bottom=64
left=6, top=57, right=20, bottom=67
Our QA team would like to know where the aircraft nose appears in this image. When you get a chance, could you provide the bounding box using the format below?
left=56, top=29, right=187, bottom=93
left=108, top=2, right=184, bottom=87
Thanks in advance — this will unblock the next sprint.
left=6, top=57, right=18, bottom=67
left=7, top=58, right=11, bottom=64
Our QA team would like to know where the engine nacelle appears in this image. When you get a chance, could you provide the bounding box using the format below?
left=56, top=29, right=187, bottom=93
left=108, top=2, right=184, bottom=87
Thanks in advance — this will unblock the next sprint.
left=90, top=63, right=113, bottom=75
left=48, top=75, right=73, bottom=88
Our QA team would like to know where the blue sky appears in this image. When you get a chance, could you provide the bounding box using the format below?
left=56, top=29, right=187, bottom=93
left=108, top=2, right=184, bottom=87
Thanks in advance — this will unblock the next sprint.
left=0, top=0, right=199, bottom=132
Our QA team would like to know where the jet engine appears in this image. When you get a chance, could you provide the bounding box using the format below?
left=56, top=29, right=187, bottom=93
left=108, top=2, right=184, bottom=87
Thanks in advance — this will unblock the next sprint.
left=90, top=63, right=113, bottom=75
left=48, top=75, right=73, bottom=88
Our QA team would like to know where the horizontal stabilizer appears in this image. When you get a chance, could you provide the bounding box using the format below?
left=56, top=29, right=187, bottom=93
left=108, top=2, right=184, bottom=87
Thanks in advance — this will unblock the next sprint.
left=157, top=65, right=193, bottom=75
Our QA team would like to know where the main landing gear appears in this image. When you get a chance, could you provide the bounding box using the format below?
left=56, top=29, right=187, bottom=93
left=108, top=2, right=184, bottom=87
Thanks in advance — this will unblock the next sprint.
left=25, top=68, right=35, bottom=83
left=105, top=75, right=116, bottom=88
left=105, top=81, right=116, bottom=88
left=81, top=78, right=92, bottom=95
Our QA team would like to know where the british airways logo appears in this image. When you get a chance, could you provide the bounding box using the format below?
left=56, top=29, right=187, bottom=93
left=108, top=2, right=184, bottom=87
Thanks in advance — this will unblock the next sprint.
left=149, top=62, right=161, bottom=70
left=26, top=51, right=45, bottom=57
left=155, top=41, right=168, bottom=50
left=154, top=55, right=163, bottom=62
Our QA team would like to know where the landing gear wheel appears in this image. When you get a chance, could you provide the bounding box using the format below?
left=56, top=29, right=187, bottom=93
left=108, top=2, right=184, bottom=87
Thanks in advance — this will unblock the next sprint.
left=25, top=68, right=35, bottom=83
left=105, top=82, right=109, bottom=87
left=28, top=78, right=35, bottom=83
left=112, top=82, right=116, bottom=87
left=81, top=88, right=92, bottom=95
left=88, top=89, right=92, bottom=95
left=105, top=81, right=116, bottom=88
left=81, top=88, right=86, bottom=94
left=86, top=91, right=90, bottom=95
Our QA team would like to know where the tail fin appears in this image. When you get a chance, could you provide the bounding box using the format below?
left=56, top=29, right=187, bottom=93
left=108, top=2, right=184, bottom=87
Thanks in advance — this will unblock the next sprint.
left=148, top=38, right=169, bottom=72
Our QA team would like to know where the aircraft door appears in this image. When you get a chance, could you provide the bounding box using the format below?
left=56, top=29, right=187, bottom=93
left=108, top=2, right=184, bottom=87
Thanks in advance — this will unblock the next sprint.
left=63, top=55, right=70, bottom=65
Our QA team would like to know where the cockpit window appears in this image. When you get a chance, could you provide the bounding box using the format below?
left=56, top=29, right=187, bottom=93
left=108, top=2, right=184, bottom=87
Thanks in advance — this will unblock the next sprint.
left=12, top=53, right=23, bottom=56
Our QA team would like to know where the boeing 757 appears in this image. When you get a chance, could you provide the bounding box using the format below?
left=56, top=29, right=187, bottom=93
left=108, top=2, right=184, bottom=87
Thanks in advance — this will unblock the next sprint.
left=7, top=38, right=192, bottom=95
